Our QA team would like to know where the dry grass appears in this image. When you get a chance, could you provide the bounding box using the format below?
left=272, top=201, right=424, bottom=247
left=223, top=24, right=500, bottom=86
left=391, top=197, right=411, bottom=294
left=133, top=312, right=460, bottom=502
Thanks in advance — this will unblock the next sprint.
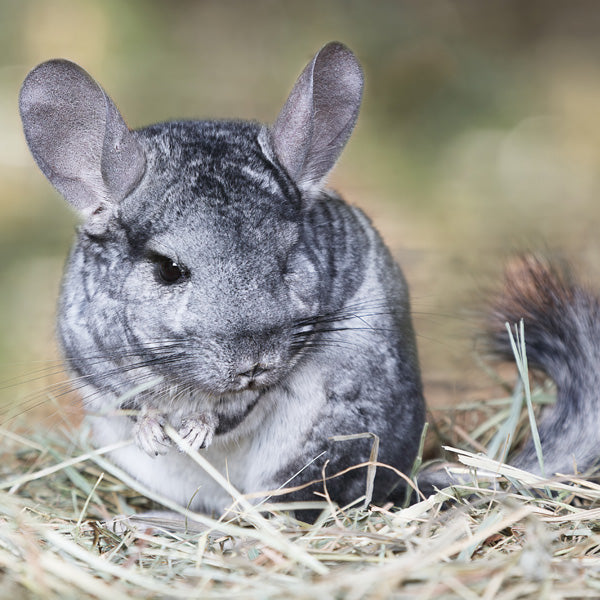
left=2, top=375, right=600, bottom=599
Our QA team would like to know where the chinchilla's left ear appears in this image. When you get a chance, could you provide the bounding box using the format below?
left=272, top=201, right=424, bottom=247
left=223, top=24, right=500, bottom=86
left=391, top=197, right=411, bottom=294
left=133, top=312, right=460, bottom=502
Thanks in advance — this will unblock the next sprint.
left=268, top=42, right=363, bottom=192
left=19, top=59, right=146, bottom=218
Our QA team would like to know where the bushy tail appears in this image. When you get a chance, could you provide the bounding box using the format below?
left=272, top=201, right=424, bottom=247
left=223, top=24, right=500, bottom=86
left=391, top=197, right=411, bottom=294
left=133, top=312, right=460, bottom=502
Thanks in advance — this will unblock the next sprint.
left=489, top=254, right=600, bottom=476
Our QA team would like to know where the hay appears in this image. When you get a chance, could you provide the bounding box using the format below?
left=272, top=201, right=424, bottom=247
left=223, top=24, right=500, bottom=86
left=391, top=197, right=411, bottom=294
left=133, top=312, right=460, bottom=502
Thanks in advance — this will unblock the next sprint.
left=3, top=326, right=600, bottom=600
left=3, top=384, right=600, bottom=600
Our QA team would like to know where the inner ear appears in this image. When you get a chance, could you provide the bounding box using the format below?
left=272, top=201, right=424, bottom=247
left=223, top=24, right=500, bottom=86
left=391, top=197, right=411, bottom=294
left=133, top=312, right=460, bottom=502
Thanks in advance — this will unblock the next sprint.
left=19, top=59, right=146, bottom=216
left=269, top=42, right=363, bottom=192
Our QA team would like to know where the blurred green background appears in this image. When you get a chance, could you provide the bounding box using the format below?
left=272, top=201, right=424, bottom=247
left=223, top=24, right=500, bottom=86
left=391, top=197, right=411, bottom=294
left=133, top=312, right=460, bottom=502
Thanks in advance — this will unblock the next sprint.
left=3, top=0, right=600, bottom=419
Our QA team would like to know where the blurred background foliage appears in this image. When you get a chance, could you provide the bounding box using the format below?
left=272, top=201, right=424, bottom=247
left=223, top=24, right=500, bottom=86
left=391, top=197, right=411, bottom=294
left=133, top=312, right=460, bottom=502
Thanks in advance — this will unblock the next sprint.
left=2, top=0, right=600, bottom=417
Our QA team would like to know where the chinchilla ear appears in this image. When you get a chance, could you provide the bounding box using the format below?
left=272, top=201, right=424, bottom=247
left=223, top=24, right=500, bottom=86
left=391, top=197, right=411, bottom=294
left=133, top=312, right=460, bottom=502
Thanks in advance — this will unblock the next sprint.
left=19, top=59, right=146, bottom=217
left=269, top=42, right=363, bottom=192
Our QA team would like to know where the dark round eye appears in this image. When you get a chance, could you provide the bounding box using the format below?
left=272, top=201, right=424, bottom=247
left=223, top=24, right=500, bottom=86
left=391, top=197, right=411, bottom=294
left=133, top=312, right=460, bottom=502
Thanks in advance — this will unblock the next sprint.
left=153, top=256, right=189, bottom=284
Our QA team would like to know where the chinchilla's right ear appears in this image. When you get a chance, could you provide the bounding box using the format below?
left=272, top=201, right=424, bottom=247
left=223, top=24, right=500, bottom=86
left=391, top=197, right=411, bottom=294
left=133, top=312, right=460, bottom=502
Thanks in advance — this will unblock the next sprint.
left=19, top=59, right=146, bottom=218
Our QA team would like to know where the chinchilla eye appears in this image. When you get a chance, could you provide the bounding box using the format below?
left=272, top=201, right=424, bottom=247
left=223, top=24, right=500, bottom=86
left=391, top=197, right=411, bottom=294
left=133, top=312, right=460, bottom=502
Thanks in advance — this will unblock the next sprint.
left=151, top=255, right=189, bottom=284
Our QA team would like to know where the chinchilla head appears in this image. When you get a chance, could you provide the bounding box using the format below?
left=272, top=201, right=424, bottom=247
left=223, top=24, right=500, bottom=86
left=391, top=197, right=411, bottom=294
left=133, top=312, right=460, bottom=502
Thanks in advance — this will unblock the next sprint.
left=19, top=42, right=364, bottom=398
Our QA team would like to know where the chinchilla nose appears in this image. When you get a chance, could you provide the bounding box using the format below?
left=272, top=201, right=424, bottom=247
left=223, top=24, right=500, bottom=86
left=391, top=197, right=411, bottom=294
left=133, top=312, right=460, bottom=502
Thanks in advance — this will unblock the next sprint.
left=233, top=362, right=271, bottom=388
left=242, top=364, right=268, bottom=378
left=236, top=363, right=268, bottom=380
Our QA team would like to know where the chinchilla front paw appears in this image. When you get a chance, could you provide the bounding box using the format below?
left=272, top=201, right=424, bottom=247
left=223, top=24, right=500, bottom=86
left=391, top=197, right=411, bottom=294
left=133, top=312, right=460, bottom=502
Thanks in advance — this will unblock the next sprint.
left=134, top=411, right=171, bottom=457
left=177, top=413, right=218, bottom=452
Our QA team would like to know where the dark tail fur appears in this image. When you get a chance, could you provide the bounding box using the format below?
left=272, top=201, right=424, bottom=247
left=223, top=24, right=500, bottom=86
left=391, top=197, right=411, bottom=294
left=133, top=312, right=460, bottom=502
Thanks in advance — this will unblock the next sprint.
left=488, top=254, right=600, bottom=476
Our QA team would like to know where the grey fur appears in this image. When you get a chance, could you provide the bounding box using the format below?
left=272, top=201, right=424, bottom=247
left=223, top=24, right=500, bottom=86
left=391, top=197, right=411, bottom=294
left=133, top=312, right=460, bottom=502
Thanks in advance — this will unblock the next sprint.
left=20, top=43, right=425, bottom=518
left=418, top=255, right=600, bottom=496
left=488, top=254, right=600, bottom=477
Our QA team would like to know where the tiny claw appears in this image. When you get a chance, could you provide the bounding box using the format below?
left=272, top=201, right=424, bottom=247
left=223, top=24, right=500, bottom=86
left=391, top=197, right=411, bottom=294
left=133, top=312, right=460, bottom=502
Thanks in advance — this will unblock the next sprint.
left=134, top=413, right=171, bottom=457
left=177, top=413, right=217, bottom=452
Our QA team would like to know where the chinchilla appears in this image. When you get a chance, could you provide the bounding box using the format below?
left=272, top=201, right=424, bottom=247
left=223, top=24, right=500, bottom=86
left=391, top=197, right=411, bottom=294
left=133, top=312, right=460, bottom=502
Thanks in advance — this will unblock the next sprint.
left=21, top=41, right=597, bottom=521
left=19, top=42, right=426, bottom=517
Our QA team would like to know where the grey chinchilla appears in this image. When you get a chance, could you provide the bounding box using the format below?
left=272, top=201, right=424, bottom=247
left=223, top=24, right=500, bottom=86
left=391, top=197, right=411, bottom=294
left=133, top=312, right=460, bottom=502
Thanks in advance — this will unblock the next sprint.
left=19, top=42, right=426, bottom=517
left=19, top=42, right=600, bottom=520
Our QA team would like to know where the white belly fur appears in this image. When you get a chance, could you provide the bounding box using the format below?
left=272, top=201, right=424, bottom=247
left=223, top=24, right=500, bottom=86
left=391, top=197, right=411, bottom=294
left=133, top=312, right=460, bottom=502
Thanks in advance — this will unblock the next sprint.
left=85, top=362, right=327, bottom=514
